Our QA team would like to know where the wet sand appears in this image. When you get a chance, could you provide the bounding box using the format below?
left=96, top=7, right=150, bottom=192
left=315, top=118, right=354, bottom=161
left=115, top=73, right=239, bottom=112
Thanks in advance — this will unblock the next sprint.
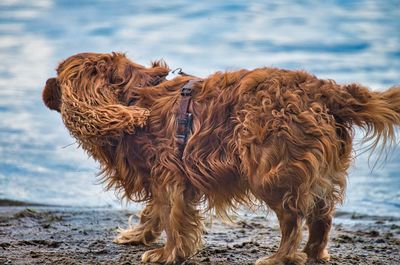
left=0, top=203, right=399, bottom=265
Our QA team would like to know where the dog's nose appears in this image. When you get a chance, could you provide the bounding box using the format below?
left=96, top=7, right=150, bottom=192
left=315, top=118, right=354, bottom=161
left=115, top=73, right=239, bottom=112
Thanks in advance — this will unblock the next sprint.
left=46, top=77, right=57, bottom=86
left=43, top=77, right=62, bottom=112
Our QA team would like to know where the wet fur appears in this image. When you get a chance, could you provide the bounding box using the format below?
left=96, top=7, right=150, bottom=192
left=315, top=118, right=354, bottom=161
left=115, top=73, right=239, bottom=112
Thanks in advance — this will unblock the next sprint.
left=43, top=52, right=400, bottom=264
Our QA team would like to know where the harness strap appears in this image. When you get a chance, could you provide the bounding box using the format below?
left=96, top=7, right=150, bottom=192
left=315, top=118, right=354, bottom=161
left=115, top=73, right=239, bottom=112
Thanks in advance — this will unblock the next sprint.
left=176, top=79, right=199, bottom=155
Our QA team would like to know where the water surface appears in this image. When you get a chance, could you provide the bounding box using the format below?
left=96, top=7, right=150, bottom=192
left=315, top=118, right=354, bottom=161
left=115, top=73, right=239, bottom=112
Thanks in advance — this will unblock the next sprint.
left=0, top=0, right=399, bottom=216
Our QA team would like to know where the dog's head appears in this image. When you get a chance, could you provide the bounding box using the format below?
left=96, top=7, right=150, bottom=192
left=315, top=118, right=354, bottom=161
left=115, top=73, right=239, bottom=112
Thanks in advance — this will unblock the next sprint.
left=42, top=52, right=169, bottom=146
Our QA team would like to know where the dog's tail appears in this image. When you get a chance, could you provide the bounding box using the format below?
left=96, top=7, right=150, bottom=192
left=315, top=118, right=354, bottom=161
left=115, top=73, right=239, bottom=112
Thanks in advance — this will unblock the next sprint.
left=323, top=83, right=400, bottom=152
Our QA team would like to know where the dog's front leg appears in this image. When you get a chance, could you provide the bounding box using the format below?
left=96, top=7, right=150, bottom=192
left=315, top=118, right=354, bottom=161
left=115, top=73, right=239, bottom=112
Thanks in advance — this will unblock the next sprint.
left=113, top=201, right=162, bottom=245
left=141, top=181, right=204, bottom=264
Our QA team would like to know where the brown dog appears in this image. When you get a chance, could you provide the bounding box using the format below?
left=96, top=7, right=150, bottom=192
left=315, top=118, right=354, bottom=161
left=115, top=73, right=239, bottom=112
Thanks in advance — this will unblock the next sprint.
left=43, top=52, right=400, bottom=265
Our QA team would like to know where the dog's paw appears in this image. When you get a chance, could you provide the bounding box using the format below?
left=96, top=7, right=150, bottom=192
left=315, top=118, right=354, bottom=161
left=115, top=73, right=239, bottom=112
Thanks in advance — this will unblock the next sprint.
left=255, top=257, right=285, bottom=265
left=141, top=247, right=181, bottom=264
left=305, top=248, right=330, bottom=263
left=286, top=252, right=307, bottom=264
left=318, top=249, right=330, bottom=261
left=141, top=247, right=165, bottom=263
left=113, top=226, right=154, bottom=245
left=256, top=252, right=307, bottom=265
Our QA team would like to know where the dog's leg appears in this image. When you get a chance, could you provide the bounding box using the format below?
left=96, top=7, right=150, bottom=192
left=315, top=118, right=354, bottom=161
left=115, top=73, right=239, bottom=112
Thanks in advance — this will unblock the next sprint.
left=256, top=206, right=307, bottom=265
left=113, top=201, right=162, bottom=245
left=141, top=184, right=203, bottom=264
left=303, top=201, right=332, bottom=262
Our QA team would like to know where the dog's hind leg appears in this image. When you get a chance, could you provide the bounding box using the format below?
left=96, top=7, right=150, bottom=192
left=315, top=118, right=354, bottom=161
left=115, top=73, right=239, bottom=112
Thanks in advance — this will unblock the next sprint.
left=141, top=182, right=204, bottom=264
left=255, top=201, right=307, bottom=265
left=113, top=201, right=162, bottom=245
left=303, top=200, right=333, bottom=261
left=245, top=141, right=315, bottom=265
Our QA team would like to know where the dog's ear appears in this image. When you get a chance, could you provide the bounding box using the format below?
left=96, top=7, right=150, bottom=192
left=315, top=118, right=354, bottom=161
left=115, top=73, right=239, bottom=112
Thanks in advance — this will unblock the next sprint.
left=60, top=81, right=150, bottom=141
left=42, top=77, right=61, bottom=112
left=148, top=60, right=170, bottom=85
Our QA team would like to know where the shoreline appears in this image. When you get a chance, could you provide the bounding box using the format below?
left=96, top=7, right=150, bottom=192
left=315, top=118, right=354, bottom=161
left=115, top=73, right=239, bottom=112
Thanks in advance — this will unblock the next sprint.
left=1, top=198, right=399, bottom=222
left=0, top=205, right=399, bottom=265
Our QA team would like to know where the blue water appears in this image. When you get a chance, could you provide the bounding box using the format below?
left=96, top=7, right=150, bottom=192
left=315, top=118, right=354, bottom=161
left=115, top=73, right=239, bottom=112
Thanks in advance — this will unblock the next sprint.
left=0, top=0, right=399, bottom=217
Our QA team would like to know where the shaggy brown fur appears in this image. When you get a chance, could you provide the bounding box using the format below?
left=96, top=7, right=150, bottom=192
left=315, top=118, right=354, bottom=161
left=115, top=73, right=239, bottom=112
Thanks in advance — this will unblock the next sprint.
left=43, top=52, right=400, bottom=265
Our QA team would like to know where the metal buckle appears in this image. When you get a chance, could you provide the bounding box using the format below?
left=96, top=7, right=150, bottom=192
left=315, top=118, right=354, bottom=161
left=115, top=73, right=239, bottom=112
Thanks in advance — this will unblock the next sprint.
left=177, top=118, right=188, bottom=125
left=186, top=113, right=193, bottom=128
left=176, top=113, right=193, bottom=144
left=177, top=113, right=193, bottom=126
left=181, top=87, right=192, bottom=96
left=176, top=134, right=186, bottom=141
left=181, top=80, right=197, bottom=96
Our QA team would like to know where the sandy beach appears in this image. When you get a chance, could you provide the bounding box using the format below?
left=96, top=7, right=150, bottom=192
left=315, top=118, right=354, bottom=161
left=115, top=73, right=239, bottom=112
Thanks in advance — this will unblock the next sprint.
left=0, top=201, right=399, bottom=265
